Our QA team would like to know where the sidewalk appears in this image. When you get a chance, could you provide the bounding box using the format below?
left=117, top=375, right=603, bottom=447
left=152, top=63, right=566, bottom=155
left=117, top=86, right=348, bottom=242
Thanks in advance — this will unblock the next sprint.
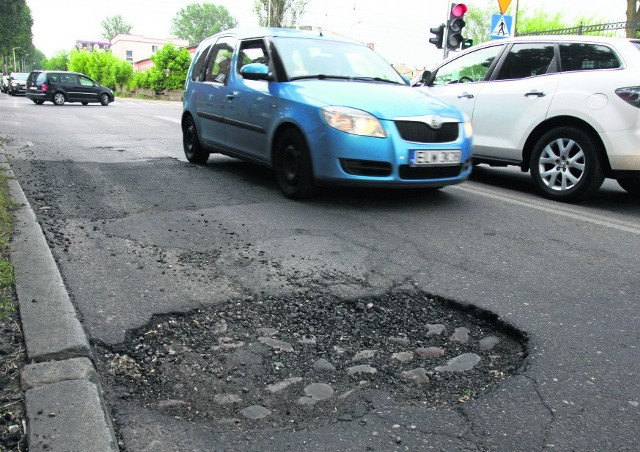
left=2, top=151, right=118, bottom=451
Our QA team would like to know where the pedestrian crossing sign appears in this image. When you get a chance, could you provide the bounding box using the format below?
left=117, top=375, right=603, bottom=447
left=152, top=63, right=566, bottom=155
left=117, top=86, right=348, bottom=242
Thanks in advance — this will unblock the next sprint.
left=490, top=14, right=513, bottom=39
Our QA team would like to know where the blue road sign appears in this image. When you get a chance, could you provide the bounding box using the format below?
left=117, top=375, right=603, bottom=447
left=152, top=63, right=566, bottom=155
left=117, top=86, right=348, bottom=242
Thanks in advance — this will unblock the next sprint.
left=490, top=14, right=513, bottom=39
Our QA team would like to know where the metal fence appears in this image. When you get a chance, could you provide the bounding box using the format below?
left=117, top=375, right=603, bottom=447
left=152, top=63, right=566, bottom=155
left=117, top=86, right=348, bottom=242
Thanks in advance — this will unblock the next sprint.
left=518, top=20, right=640, bottom=38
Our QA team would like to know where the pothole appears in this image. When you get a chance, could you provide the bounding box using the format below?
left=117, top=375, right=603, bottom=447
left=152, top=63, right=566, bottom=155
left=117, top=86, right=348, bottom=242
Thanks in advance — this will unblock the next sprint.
left=95, top=291, right=527, bottom=432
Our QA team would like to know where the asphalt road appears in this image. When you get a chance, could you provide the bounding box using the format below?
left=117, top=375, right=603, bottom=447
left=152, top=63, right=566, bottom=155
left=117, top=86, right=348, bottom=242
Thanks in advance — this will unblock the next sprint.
left=1, top=92, right=639, bottom=451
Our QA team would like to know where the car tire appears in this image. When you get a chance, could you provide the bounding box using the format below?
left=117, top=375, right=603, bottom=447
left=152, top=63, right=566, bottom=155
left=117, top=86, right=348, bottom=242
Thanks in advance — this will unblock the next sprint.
left=275, top=129, right=317, bottom=199
left=32, top=99, right=44, bottom=105
left=82, top=102, right=88, bottom=105
left=53, top=92, right=66, bottom=106
left=182, top=116, right=210, bottom=164
left=100, top=94, right=110, bottom=106
left=529, top=127, right=604, bottom=203
left=617, top=177, right=640, bottom=196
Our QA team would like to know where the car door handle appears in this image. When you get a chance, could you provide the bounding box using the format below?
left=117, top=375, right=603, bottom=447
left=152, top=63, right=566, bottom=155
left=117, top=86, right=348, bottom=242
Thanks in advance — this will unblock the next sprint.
left=226, top=91, right=239, bottom=100
left=457, top=92, right=474, bottom=99
left=525, top=90, right=546, bottom=97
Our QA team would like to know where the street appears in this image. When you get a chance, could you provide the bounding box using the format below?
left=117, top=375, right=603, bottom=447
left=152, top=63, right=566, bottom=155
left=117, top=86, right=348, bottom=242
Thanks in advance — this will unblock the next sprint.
left=1, top=92, right=639, bottom=451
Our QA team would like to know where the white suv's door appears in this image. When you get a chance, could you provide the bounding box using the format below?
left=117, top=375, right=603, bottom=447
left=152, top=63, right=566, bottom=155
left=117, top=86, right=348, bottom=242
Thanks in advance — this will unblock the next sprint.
left=471, top=42, right=559, bottom=161
left=425, top=44, right=506, bottom=123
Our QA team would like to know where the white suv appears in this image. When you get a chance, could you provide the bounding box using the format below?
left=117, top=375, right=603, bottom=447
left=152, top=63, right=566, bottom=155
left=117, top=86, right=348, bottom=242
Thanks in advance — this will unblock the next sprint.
left=416, top=35, right=640, bottom=202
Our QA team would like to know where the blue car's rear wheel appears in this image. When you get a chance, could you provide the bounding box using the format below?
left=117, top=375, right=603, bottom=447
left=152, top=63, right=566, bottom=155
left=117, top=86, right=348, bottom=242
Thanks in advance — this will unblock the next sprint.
left=275, top=129, right=317, bottom=199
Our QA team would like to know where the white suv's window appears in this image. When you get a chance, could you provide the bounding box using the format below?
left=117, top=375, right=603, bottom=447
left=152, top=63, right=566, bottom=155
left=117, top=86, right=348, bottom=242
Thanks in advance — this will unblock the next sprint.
left=432, top=45, right=504, bottom=85
left=495, top=43, right=555, bottom=80
left=559, top=43, right=621, bottom=71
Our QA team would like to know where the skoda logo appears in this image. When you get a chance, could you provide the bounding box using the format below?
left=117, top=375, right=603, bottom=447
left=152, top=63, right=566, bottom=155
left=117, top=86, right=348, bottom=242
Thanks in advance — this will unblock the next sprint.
left=427, top=115, right=443, bottom=129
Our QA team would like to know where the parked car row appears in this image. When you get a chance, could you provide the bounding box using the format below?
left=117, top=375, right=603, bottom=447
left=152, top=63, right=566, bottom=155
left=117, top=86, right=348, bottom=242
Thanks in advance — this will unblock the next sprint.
left=1, top=72, right=29, bottom=95
left=2, top=70, right=114, bottom=106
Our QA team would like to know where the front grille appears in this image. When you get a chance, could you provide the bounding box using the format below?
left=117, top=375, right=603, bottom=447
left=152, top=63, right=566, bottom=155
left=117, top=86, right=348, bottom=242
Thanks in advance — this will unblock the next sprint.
left=395, top=121, right=459, bottom=143
left=340, top=159, right=392, bottom=177
left=399, top=164, right=462, bottom=180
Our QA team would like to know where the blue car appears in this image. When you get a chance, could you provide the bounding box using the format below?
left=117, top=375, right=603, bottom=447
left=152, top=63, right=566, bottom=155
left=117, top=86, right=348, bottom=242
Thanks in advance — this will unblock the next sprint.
left=182, top=28, right=473, bottom=199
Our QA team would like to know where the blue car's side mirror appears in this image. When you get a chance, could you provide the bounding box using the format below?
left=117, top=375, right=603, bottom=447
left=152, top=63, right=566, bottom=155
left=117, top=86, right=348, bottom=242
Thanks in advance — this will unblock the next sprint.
left=240, top=63, right=271, bottom=81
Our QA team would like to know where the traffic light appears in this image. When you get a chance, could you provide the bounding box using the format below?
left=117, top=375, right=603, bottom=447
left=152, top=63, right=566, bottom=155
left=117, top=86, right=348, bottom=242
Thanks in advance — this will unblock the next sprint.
left=429, top=24, right=445, bottom=49
left=447, top=3, right=468, bottom=51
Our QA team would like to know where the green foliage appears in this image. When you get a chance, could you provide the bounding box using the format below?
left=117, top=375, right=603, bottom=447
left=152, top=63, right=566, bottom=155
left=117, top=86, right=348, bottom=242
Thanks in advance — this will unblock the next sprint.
left=253, top=0, right=308, bottom=28
left=146, top=44, right=192, bottom=91
left=0, top=260, right=13, bottom=287
left=171, top=3, right=238, bottom=46
left=44, top=51, right=70, bottom=70
left=129, top=71, right=150, bottom=90
left=0, top=174, right=16, bottom=320
left=68, top=50, right=133, bottom=89
left=517, top=10, right=573, bottom=35
left=101, top=14, right=133, bottom=41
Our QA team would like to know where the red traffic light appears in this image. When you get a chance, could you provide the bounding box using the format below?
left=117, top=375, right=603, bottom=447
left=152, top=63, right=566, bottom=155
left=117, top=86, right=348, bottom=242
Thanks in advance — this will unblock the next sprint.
left=451, top=3, right=468, bottom=18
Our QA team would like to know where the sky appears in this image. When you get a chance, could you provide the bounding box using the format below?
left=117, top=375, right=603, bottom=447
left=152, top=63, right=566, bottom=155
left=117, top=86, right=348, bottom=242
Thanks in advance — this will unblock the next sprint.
left=25, top=0, right=628, bottom=68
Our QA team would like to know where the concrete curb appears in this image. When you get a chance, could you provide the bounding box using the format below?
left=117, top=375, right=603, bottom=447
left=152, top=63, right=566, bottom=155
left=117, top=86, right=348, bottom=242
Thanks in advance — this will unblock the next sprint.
left=2, top=150, right=118, bottom=451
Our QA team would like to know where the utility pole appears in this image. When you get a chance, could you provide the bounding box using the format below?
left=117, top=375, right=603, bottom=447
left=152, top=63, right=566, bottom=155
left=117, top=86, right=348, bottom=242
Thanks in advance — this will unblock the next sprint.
left=12, top=47, right=20, bottom=72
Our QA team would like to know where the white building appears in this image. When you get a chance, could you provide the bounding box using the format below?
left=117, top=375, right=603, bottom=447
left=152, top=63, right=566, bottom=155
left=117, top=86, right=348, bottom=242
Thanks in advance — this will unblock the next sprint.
left=109, top=34, right=189, bottom=64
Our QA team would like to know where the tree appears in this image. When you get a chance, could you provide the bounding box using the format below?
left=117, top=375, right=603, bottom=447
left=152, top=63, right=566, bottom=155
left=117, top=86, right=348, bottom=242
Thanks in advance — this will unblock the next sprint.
left=171, top=3, right=238, bottom=46
left=253, top=0, right=308, bottom=28
left=146, top=44, right=192, bottom=91
left=626, top=0, right=640, bottom=37
left=101, top=14, right=133, bottom=41
left=44, top=51, right=69, bottom=70
left=68, top=49, right=133, bottom=90
left=0, top=0, right=33, bottom=73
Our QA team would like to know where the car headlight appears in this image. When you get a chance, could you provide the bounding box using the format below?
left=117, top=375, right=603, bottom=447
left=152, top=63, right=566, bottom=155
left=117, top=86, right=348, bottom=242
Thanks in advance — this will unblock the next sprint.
left=464, top=119, right=473, bottom=138
left=321, top=106, right=386, bottom=138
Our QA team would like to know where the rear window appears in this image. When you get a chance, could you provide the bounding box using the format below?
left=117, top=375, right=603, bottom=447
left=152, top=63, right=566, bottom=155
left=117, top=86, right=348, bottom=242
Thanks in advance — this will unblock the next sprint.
left=36, top=73, right=46, bottom=83
left=559, top=43, right=621, bottom=71
left=631, top=40, right=640, bottom=51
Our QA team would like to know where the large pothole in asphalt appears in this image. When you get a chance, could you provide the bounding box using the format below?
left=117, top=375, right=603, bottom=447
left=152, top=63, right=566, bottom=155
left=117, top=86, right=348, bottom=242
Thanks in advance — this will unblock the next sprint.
left=95, top=290, right=527, bottom=432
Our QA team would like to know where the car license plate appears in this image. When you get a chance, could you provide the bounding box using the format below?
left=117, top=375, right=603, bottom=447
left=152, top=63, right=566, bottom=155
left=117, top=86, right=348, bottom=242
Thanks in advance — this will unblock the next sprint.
left=410, top=150, right=461, bottom=166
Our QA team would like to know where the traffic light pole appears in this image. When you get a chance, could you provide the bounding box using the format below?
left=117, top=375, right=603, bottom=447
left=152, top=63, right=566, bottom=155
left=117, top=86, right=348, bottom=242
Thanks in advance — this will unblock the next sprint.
left=442, top=1, right=451, bottom=60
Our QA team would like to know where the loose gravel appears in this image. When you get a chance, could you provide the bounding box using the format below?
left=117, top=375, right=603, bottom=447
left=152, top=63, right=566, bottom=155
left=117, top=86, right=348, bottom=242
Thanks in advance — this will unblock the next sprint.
left=95, top=290, right=528, bottom=433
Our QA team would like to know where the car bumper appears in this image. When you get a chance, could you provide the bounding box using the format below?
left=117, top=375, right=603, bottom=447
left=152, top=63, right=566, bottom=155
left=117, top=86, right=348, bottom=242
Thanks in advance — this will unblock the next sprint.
left=307, top=121, right=473, bottom=187
left=26, top=92, right=53, bottom=101
left=600, top=127, right=640, bottom=172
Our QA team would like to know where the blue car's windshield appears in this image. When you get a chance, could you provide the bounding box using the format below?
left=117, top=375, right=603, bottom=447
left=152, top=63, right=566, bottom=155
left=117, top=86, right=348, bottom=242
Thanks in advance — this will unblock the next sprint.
left=272, top=37, right=405, bottom=84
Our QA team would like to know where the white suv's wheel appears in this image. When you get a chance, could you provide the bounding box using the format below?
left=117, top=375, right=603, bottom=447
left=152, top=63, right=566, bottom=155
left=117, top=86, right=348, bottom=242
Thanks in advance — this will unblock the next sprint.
left=530, top=127, right=604, bottom=203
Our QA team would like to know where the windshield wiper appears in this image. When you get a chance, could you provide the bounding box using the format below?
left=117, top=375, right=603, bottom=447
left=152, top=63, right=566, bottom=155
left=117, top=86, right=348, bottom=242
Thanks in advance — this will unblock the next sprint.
left=289, top=75, right=402, bottom=84
left=350, top=77, right=403, bottom=85
left=289, top=74, right=351, bottom=81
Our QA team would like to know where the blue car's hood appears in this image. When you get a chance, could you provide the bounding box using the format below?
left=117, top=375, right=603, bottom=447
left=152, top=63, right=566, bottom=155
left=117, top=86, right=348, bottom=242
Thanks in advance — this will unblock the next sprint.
left=281, top=79, right=462, bottom=121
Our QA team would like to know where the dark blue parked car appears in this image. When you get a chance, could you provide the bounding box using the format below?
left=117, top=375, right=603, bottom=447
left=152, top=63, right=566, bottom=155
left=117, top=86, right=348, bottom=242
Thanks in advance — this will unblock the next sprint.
left=182, top=28, right=473, bottom=199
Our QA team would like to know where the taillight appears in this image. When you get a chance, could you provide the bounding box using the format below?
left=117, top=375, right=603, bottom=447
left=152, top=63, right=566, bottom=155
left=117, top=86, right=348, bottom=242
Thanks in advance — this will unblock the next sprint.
left=615, top=86, right=640, bottom=108
left=41, top=83, right=48, bottom=92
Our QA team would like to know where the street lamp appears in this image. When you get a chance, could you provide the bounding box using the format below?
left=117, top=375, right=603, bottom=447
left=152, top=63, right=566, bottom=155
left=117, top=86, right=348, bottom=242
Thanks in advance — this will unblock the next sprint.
left=12, top=47, right=20, bottom=71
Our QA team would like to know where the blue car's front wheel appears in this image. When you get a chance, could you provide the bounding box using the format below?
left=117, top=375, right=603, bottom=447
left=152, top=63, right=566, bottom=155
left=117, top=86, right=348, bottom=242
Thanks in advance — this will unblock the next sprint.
left=275, top=129, right=317, bottom=199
